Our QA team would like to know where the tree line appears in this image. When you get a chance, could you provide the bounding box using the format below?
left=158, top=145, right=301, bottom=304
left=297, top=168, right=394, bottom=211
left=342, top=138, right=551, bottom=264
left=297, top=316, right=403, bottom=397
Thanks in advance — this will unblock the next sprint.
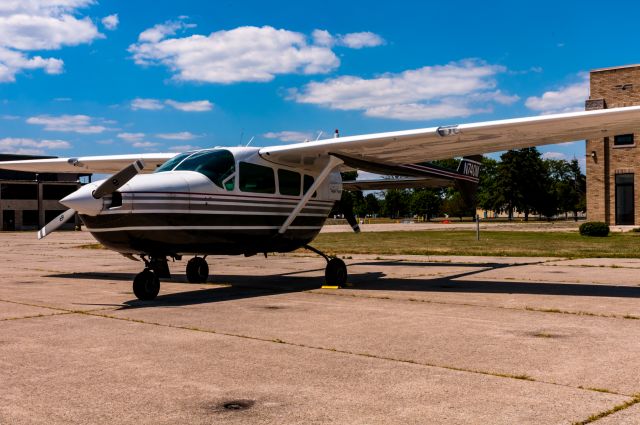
left=338, top=147, right=586, bottom=221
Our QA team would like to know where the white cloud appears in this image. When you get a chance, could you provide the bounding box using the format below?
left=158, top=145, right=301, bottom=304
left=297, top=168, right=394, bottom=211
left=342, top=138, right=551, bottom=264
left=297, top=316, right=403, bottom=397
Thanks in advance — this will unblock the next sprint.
left=291, top=59, right=517, bottom=121
left=312, top=29, right=333, bottom=47
left=131, top=98, right=213, bottom=112
left=138, top=20, right=187, bottom=43
left=117, top=132, right=159, bottom=149
left=339, top=32, right=384, bottom=49
left=117, top=132, right=145, bottom=142
left=26, top=114, right=109, bottom=133
left=156, top=131, right=199, bottom=140
left=131, top=141, right=158, bottom=148
left=311, top=29, right=384, bottom=49
left=263, top=131, right=314, bottom=143
left=169, top=144, right=200, bottom=151
left=0, top=0, right=101, bottom=82
left=101, top=14, right=118, bottom=30
left=0, top=47, right=63, bottom=82
left=525, top=74, right=589, bottom=114
left=131, top=98, right=164, bottom=110
left=0, top=137, right=71, bottom=155
left=129, top=24, right=341, bottom=83
left=165, top=99, right=213, bottom=112
left=541, top=151, right=568, bottom=160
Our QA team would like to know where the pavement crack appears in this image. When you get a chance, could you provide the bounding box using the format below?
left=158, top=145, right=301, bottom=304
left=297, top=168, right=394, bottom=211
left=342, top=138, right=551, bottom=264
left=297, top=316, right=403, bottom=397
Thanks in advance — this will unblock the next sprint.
left=67, top=308, right=633, bottom=399
left=0, top=311, right=72, bottom=322
left=304, top=290, right=640, bottom=321
left=572, top=394, right=640, bottom=424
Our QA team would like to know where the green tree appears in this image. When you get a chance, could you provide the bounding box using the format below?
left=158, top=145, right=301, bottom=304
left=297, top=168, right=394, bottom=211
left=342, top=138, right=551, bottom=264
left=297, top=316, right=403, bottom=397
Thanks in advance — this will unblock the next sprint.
left=476, top=157, right=499, bottom=213
left=381, top=189, right=411, bottom=218
left=411, top=188, right=443, bottom=221
left=495, top=148, right=550, bottom=220
left=363, top=193, right=380, bottom=216
left=546, top=158, right=585, bottom=220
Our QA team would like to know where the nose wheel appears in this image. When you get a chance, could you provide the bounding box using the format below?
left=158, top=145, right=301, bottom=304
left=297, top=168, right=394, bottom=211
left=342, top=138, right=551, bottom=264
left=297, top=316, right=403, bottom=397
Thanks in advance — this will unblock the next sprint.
left=186, top=256, right=209, bottom=283
left=133, top=269, right=160, bottom=300
left=304, top=245, right=348, bottom=287
left=325, top=257, right=347, bottom=287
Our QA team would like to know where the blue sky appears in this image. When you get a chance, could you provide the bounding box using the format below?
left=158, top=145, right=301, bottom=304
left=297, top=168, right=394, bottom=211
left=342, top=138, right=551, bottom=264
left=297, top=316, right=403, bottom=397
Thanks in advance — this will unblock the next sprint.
left=0, top=0, right=637, bottom=169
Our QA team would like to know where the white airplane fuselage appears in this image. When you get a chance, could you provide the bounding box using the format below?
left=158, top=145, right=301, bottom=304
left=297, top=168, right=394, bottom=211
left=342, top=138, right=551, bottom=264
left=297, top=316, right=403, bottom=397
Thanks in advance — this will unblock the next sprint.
left=60, top=147, right=342, bottom=256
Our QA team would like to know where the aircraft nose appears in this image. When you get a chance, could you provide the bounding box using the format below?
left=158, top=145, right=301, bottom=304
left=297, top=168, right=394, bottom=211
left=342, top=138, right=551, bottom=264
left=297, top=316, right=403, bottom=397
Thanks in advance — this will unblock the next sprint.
left=60, top=184, right=103, bottom=216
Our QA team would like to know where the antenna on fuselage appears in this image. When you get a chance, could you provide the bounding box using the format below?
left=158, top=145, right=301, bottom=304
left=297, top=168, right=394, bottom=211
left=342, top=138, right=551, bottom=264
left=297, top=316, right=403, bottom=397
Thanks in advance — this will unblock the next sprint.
left=315, top=131, right=323, bottom=141
left=245, top=136, right=255, bottom=147
left=239, top=130, right=244, bottom=146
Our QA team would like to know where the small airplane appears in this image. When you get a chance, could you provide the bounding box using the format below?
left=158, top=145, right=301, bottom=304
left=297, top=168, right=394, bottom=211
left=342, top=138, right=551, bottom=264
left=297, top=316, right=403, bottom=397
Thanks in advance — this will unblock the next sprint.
left=1, top=106, right=640, bottom=300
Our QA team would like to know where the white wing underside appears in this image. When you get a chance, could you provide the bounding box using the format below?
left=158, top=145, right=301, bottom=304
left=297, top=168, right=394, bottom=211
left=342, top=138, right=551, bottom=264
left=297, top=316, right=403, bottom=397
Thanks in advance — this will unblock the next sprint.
left=1, top=106, right=640, bottom=174
left=260, top=106, right=640, bottom=167
left=0, top=153, right=178, bottom=174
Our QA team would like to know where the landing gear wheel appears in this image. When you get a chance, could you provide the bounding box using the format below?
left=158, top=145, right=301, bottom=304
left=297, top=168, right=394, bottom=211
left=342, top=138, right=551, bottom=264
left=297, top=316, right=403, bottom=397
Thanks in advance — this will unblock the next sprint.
left=186, top=257, right=209, bottom=283
left=133, top=269, right=160, bottom=300
left=325, top=258, right=347, bottom=287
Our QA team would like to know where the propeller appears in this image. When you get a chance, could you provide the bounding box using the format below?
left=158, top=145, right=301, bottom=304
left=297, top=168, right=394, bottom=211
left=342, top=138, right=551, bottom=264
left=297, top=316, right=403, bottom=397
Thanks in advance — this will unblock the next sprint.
left=92, top=159, right=144, bottom=199
left=38, top=160, right=145, bottom=239
left=37, top=208, right=76, bottom=240
left=336, top=197, right=360, bottom=233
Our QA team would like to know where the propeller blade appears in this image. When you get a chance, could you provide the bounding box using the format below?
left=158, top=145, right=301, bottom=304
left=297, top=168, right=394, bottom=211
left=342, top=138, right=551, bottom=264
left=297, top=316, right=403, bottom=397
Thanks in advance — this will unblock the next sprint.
left=92, top=159, right=144, bottom=199
left=37, top=208, right=76, bottom=240
left=338, top=199, right=361, bottom=233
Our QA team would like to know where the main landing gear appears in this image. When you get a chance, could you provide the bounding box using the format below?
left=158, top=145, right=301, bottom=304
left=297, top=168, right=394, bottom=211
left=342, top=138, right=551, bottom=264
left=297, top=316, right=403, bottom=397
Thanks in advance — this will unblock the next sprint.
left=304, top=245, right=348, bottom=287
left=132, top=255, right=211, bottom=301
left=186, top=256, right=209, bottom=283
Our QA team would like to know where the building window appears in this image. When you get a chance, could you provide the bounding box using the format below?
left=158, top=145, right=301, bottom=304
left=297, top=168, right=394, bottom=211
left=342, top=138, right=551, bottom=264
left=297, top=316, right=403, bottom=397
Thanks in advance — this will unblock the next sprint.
left=22, top=210, right=38, bottom=227
left=614, top=134, right=634, bottom=146
left=615, top=173, right=634, bottom=225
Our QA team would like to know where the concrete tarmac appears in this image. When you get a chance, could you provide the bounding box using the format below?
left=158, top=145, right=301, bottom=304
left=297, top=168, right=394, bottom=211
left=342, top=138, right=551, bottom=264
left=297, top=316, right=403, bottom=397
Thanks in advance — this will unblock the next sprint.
left=1, top=232, right=640, bottom=424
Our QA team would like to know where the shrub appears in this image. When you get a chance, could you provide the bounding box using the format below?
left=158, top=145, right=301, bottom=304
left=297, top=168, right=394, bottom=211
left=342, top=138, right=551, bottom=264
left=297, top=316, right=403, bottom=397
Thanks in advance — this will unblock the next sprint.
left=579, top=221, right=610, bottom=237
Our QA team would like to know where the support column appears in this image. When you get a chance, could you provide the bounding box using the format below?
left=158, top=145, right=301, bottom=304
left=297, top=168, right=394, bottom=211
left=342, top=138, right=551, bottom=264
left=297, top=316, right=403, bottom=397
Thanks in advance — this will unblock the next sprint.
left=37, top=178, right=44, bottom=229
left=0, top=182, right=3, bottom=231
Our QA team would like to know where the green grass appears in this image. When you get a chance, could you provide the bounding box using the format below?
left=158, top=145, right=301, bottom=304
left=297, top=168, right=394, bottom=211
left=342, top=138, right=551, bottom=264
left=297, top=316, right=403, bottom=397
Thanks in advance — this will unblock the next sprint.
left=310, top=230, right=640, bottom=258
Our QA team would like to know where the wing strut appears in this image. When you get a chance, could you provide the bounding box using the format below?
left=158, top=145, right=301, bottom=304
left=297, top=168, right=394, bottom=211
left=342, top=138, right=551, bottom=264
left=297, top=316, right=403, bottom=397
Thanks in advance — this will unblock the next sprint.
left=278, top=155, right=344, bottom=234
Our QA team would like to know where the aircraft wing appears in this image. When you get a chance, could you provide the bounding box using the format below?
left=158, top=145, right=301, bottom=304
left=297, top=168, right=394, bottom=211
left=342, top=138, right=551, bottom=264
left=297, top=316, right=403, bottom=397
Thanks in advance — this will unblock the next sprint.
left=343, top=177, right=453, bottom=191
left=259, top=106, right=640, bottom=167
left=0, top=153, right=178, bottom=174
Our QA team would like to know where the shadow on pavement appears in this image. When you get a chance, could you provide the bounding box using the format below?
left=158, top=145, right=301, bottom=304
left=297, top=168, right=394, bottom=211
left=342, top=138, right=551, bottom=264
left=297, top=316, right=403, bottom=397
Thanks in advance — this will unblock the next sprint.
left=46, top=259, right=640, bottom=309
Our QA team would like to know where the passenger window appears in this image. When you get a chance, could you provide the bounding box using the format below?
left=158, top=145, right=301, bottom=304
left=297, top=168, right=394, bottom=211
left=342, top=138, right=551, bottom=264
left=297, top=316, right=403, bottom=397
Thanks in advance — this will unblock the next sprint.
left=303, top=175, right=316, bottom=197
left=239, top=162, right=275, bottom=193
left=278, top=169, right=301, bottom=196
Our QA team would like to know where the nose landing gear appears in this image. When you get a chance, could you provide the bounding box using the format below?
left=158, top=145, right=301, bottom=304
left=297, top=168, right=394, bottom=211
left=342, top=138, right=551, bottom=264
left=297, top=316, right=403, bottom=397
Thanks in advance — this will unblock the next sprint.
left=132, top=256, right=169, bottom=301
left=304, top=245, right=348, bottom=287
left=133, top=268, right=160, bottom=300
left=186, top=256, right=209, bottom=283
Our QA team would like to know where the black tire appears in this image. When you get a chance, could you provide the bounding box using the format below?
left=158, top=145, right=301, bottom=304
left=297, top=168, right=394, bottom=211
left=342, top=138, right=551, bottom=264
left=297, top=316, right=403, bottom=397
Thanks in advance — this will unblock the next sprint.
left=186, top=257, right=209, bottom=283
left=133, top=269, right=160, bottom=300
left=325, top=258, right=347, bottom=287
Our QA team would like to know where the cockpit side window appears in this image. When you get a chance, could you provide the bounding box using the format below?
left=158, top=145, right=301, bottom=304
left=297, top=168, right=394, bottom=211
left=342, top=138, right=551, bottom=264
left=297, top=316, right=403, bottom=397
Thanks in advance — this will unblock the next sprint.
left=239, top=162, right=275, bottom=194
left=173, top=150, right=236, bottom=189
left=154, top=152, right=192, bottom=173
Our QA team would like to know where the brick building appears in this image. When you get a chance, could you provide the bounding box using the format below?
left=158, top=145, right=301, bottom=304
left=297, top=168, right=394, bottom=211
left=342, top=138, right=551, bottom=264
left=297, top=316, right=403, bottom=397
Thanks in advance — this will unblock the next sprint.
left=0, top=154, right=89, bottom=231
left=586, top=64, right=640, bottom=225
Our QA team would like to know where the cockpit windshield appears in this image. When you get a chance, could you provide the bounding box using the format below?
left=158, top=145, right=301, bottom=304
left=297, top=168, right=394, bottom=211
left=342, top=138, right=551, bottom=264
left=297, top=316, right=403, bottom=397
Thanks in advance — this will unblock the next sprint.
left=155, top=152, right=192, bottom=173
left=171, top=149, right=236, bottom=189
